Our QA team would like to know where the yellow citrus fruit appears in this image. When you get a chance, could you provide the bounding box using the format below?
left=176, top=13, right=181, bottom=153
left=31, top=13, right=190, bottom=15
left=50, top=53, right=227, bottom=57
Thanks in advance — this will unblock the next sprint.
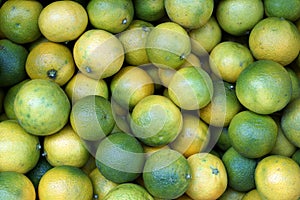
left=209, top=41, right=254, bottom=83
left=186, top=152, right=228, bottom=200
left=168, top=66, right=213, bottom=110
left=242, top=189, right=262, bottom=200
left=281, top=97, right=300, bottom=148
left=65, top=72, right=109, bottom=104
left=270, top=118, right=297, bottom=157
left=0, top=120, right=40, bottom=173
left=110, top=66, right=155, bottom=110
left=264, top=0, right=300, bottom=22
left=89, top=168, right=118, bottom=199
left=3, top=79, right=29, bottom=120
left=103, top=183, right=154, bottom=200
left=164, top=0, right=214, bottom=29
left=70, top=95, right=115, bottom=141
left=14, top=79, right=71, bottom=136
left=189, top=16, right=222, bottom=55
left=146, top=22, right=191, bottom=69
left=170, top=113, right=210, bottom=158
left=143, top=149, right=191, bottom=199
left=255, top=155, right=300, bottom=200
left=43, top=124, right=90, bottom=168
left=130, top=95, right=183, bottom=147
left=87, top=0, right=134, bottom=34
left=95, top=132, right=145, bottom=183
left=73, top=29, right=124, bottom=79
left=118, top=20, right=153, bottom=66
left=228, top=110, right=278, bottom=158
left=38, top=1, right=88, bottom=43
left=0, top=0, right=42, bottom=44
left=236, top=60, right=292, bottom=115
left=249, top=17, right=300, bottom=66
left=222, top=147, right=257, bottom=192
left=25, top=41, right=75, bottom=86
left=0, top=39, right=28, bottom=87
left=38, top=165, right=93, bottom=200
left=133, top=0, right=165, bottom=22
left=0, top=171, right=36, bottom=200
left=216, top=0, right=264, bottom=36
left=199, top=81, right=242, bottom=127
left=218, top=187, right=246, bottom=200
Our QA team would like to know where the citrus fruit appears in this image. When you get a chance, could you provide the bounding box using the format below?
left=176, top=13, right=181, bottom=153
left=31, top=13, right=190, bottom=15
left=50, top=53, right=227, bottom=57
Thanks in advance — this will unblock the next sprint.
left=38, top=1, right=88, bottom=43
left=89, top=168, right=119, bottom=199
left=143, top=149, right=191, bottom=199
left=110, top=66, right=155, bottom=110
left=292, top=149, right=300, bottom=166
left=43, top=124, right=90, bottom=168
left=26, top=156, right=53, bottom=189
left=0, top=0, right=42, bottom=44
left=168, top=66, right=214, bottom=110
left=287, top=67, right=300, bottom=101
left=118, top=20, right=153, bottom=66
left=189, top=16, right=222, bottom=55
left=270, top=119, right=297, bottom=157
left=133, top=0, right=165, bottom=22
left=209, top=41, right=254, bottom=83
left=25, top=41, right=75, bottom=86
left=146, top=22, right=191, bottom=69
left=249, top=17, right=300, bottom=66
left=95, top=132, right=145, bottom=183
left=0, top=120, right=40, bottom=174
left=218, top=187, right=246, bottom=200
left=0, top=39, right=28, bottom=87
left=164, top=0, right=214, bottom=29
left=216, top=0, right=264, bottom=36
left=70, top=95, right=115, bottom=141
left=281, top=97, right=300, bottom=148
left=103, top=183, right=154, bottom=200
left=73, top=29, right=124, bottom=79
left=65, top=72, right=109, bottom=104
left=130, top=95, right=183, bottom=146
left=236, top=60, right=292, bottom=115
left=186, top=152, right=228, bottom=200
left=255, top=155, right=300, bottom=200
left=3, top=79, right=29, bottom=119
left=199, top=81, right=242, bottom=127
left=14, top=79, right=71, bottom=136
left=264, top=0, right=300, bottom=22
left=0, top=171, right=36, bottom=200
left=38, top=165, right=93, bottom=200
left=242, top=189, right=262, bottom=200
left=170, top=113, right=210, bottom=157
left=216, top=127, right=232, bottom=151
left=222, top=147, right=257, bottom=192
left=87, top=0, right=134, bottom=34
left=228, top=110, right=278, bottom=158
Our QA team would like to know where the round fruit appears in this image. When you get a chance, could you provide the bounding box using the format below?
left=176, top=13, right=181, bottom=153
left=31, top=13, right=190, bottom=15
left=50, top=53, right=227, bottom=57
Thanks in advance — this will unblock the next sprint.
left=130, top=95, right=183, bottom=146
left=133, top=0, right=165, bottom=22
left=70, top=95, right=115, bottom=141
left=0, top=39, right=28, bottom=87
left=95, top=132, right=145, bottom=183
left=264, top=0, right=300, bottom=22
left=255, top=155, right=300, bottom=200
left=236, top=60, right=292, bottom=115
left=228, top=110, right=278, bottom=158
left=73, top=29, right=124, bottom=79
left=143, top=149, right=191, bottom=199
left=38, top=1, right=88, bottom=42
left=38, top=165, right=93, bottom=200
left=0, top=120, right=40, bottom=173
left=14, top=79, right=71, bottom=136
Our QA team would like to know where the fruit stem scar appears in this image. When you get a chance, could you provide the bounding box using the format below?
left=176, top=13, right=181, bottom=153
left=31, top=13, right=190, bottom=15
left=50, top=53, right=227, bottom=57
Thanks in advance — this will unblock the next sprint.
left=47, top=69, right=57, bottom=79
left=186, top=174, right=191, bottom=180
left=42, top=152, right=47, bottom=157
left=85, top=66, right=92, bottom=73
left=180, top=54, right=186, bottom=60
left=210, top=166, right=219, bottom=175
left=122, top=18, right=128, bottom=24
left=93, top=194, right=98, bottom=199
left=36, top=143, right=42, bottom=150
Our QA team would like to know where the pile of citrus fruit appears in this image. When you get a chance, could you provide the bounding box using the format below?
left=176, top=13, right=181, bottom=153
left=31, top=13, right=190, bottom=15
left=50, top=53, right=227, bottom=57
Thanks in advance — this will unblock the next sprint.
left=0, top=0, right=300, bottom=199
